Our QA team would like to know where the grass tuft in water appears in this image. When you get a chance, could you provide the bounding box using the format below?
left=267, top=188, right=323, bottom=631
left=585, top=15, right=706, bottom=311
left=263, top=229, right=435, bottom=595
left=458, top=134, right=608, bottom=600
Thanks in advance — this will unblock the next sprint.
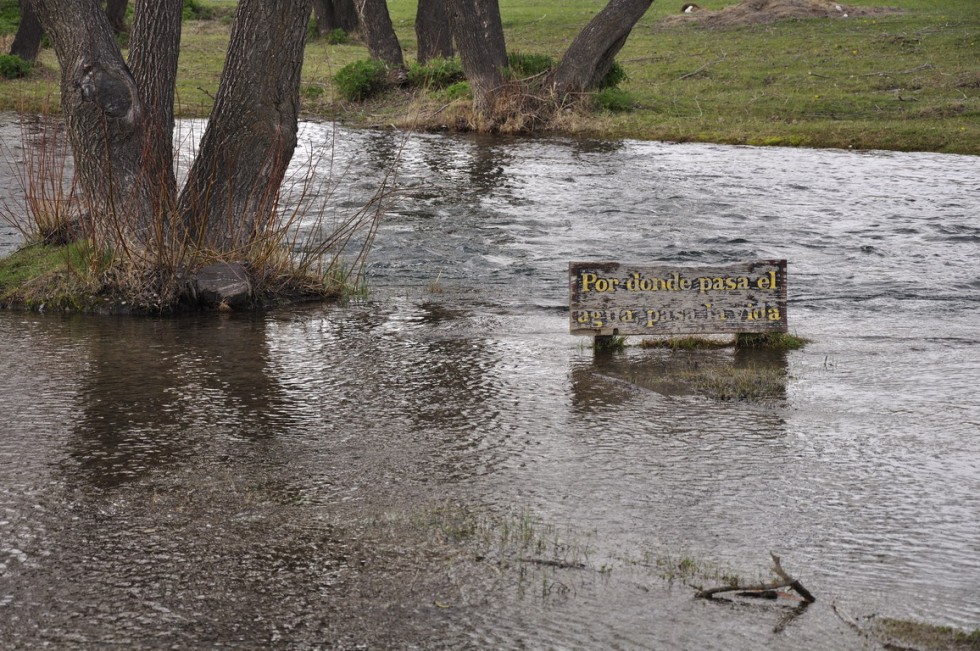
left=640, top=335, right=733, bottom=350
left=735, top=332, right=811, bottom=350
left=682, top=364, right=788, bottom=401
left=593, top=335, right=627, bottom=352
left=871, top=617, right=980, bottom=651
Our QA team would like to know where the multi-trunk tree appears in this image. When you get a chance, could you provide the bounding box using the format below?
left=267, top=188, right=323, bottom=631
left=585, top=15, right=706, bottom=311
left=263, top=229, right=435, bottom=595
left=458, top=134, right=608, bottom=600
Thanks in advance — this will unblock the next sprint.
left=24, top=0, right=653, bottom=252
left=28, top=0, right=314, bottom=255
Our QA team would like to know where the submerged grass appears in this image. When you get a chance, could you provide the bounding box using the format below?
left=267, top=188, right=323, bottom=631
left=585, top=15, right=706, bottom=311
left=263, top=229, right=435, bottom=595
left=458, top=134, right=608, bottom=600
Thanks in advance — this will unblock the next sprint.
left=681, top=363, right=788, bottom=401
left=1, top=0, right=977, bottom=152
left=427, top=503, right=596, bottom=574
left=871, top=617, right=980, bottom=650
left=640, top=335, right=735, bottom=350
left=639, top=333, right=809, bottom=352
left=735, top=331, right=811, bottom=350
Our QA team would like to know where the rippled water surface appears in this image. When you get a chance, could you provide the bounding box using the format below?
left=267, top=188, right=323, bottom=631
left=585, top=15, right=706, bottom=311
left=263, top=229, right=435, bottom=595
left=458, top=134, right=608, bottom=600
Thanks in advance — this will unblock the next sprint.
left=1, top=117, right=979, bottom=649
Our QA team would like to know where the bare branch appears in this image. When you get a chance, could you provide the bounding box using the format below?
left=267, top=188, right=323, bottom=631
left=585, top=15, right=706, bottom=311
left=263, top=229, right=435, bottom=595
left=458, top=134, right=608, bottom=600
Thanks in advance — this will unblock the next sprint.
left=695, top=552, right=815, bottom=603
left=677, top=54, right=727, bottom=81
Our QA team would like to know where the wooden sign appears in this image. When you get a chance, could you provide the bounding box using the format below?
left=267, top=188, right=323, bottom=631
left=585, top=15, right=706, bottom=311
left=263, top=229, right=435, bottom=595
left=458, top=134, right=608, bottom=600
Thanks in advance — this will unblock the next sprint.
left=569, top=260, right=788, bottom=336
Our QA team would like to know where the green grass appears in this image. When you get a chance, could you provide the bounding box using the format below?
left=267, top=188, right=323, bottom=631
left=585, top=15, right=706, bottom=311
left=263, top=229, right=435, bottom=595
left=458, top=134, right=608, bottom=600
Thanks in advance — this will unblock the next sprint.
left=640, top=335, right=734, bottom=350
left=593, top=335, right=627, bottom=352
left=640, top=332, right=810, bottom=350
left=0, top=241, right=109, bottom=310
left=1, top=0, right=977, bottom=152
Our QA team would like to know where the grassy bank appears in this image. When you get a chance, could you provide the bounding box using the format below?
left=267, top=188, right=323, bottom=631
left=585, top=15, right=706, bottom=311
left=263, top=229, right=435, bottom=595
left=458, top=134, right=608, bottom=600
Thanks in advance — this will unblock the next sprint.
left=1, top=0, right=977, bottom=153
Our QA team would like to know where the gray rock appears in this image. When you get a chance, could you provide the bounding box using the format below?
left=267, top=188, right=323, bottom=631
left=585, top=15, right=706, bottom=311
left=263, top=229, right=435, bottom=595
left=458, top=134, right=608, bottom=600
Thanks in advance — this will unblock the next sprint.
left=193, top=262, right=252, bottom=308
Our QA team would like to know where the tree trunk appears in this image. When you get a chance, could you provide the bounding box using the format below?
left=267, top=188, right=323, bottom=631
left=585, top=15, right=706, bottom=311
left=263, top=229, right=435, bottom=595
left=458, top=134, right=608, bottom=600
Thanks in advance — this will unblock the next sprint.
left=354, top=0, right=404, bottom=70
left=311, top=0, right=334, bottom=35
left=334, top=0, right=360, bottom=33
left=178, top=0, right=313, bottom=252
left=31, top=0, right=149, bottom=240
left=446, top=0, right=507, bottom=115
left=105, top=0, right=128, bottom=35
left=415, top=0, right=453, bottom=65
left=9, top=0, right=43, bottom=61
left=549, top=0, right=653, bottom=95
left=128, top=0, right=182, bottom=231
left=312, top=0, right=359, bottom=35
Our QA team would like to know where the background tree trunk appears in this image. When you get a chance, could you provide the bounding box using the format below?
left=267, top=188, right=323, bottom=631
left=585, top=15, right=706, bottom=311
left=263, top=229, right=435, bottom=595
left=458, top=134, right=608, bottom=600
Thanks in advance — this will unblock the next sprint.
left=354, top=0, right=404, bottom=70
left=311, top=0, right=334, bottom=35
left=9, top=0, right=43, bottom=61
left=178, top=0, right=313, bottom=252
left=549, top=0, right=652, bottom=95
left=415, top=0, right=453, bottom=65
left=333, top=0, right=360, bottom=33
left=446, top=0, right=507, bottom=115
left=105, top=0, right=129, bottom=35
left=312, top=0, right=359, bottom=35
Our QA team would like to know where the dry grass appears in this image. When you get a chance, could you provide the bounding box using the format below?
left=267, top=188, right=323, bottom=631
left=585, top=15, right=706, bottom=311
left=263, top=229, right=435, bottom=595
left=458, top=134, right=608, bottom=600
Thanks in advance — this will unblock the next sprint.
left=660, top=0, right=901, bottom=28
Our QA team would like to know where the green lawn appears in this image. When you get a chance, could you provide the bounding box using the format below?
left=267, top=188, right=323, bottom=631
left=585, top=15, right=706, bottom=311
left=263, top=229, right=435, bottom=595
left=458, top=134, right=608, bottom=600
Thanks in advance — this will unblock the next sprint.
left=1, top=0, right=977, bottom=153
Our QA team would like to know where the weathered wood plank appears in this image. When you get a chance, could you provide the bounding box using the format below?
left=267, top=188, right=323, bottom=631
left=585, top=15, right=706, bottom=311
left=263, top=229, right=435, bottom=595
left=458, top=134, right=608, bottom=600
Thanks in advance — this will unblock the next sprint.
left=569, top=260, right=788, bottom=336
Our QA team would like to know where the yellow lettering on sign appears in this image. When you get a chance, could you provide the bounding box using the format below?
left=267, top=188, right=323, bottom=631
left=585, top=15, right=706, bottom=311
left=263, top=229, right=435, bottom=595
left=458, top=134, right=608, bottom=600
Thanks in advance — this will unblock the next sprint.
left=581, top=273, right=597, bottom=293
left=756, top=270, right=777, bottom=290
left=581, top=273, right=620, bottom=293
left=696, top=275, right=752, bottom=293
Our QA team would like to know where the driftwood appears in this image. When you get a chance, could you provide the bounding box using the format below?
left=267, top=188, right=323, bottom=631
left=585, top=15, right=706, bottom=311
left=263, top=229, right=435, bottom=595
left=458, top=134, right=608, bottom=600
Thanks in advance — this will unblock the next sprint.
left=696, top=552, right=816, bottom=603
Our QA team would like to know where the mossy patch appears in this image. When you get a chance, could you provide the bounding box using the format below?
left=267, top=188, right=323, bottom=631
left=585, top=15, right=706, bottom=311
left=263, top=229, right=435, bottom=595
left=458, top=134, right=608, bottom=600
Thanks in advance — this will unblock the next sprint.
left=0, top=242, right=112, bottom=311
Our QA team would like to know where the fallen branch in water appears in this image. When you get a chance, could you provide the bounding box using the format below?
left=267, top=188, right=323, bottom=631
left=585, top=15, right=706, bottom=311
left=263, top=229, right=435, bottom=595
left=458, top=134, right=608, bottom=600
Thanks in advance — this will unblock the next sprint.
left=695, top=552, right=815, bottom=603
left=519, top=557, right=587, bottom=570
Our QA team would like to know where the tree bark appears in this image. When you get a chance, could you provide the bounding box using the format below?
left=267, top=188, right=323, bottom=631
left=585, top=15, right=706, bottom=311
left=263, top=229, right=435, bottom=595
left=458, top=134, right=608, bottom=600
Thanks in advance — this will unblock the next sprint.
left=354, top=0, right=404, bottom=70
left=31, top=0, right=148, bottom=240
left=549, top=0, right=653, bottom=95
left=128, top=0, right=182, bottom=229
left=415, top=0, right=453, bottom=65
left=178, top=0, right=313, bottom=252
left=446, top=0, right=507, bottom=115
left=9, top=0, right=43, bottom=61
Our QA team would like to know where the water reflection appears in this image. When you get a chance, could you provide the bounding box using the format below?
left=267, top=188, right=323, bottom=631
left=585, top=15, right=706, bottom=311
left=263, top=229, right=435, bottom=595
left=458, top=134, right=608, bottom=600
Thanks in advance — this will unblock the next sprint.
left=2, top=117, right=980, bottom=646
left=579, top=344, right=790, bottom=405
left=62, top=314, right=296, bottom=489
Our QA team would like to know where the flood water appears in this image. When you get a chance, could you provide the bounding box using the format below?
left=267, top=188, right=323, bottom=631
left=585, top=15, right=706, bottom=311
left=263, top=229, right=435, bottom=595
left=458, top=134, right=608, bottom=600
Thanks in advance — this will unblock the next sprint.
left=1, top=116, right=979, bottom=649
